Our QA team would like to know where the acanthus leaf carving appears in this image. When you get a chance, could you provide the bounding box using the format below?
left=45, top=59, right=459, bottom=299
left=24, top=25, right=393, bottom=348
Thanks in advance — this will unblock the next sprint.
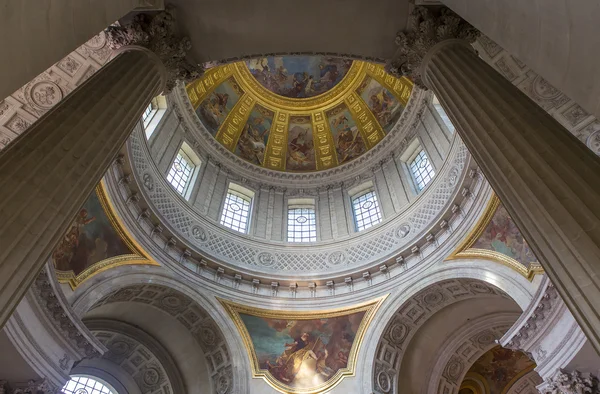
left=387, top=6, right=479, bottom=88
left=105, top=7, right=203, bottom=93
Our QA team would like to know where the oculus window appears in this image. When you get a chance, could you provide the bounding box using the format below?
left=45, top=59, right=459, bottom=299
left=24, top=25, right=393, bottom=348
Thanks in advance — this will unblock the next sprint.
left=432, top=95, right=455, bottom=133
left=166, top=142, right=201, bottom=199
left=62, top=376, right=117, bottom=394
left=220, top=183, right=254, bottom=234
left=352, top=190, right=382, bottom=232
left=287, top=199, right=317, bottom=242
left=410, top=149, right=435, bottom=192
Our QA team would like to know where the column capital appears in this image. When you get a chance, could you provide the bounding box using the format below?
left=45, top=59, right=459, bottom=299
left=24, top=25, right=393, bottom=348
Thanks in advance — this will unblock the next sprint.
left=541, top=370, right=598, bottom=394
left=105, top=7, right=203, bottom=93
left=387, top=6, right=479, bottom=87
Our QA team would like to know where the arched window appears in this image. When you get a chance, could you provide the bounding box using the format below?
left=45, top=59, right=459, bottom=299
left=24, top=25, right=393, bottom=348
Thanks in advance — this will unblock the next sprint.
left=352, top=189, right=382, bottom=231
left=62, top=375, right=117, bottom=394
left=220, top=183, right=254, bottom=234
left=166, top=141, right=202, bottom=199
left=432, top=95, right=455, bottom=133
left=287, top=198, right=317, bottom=242
left=142, top=95, right=167, bottom=139
left=410, top=149, right=435, bottom=192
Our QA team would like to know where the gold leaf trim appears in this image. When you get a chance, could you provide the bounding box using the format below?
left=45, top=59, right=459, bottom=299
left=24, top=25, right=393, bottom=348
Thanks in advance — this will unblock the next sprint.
left=55, top=181, right=158, bottom=289
left=446, top=193, right=543, bottom=281
left=219, top=295, right=387, bottom=394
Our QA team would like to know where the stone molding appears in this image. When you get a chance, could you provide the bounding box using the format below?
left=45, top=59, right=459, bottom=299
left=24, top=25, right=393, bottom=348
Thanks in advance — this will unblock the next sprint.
left=539, top=369, right=598, bottom=394
left=0, top=32, right=112, bottom=150
left=386, top=6, right=479, bottom=87
left=103, top=126, right=493, bottom=298
left=84, top=319, right=183, bottom=394
left=91, top=284, right=235, bottom=394
left=31, top=265, right=104, bottom=359
left=371, top=279, right=512, bottom=394
left=0, top=379, right=60, bottom=394
left=428, top=313, right=519, bottom=394
left=105, top=7, right=202, bottom=92
left=122, top=119, right=476, bottom=277
left=472, top=34, right=600, bottom=157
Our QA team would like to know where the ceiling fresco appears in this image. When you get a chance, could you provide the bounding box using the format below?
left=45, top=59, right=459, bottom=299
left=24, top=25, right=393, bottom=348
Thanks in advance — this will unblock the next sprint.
left=186, top=56, right=413, bottom=172
left=459, top=346, right=538, bottom=394
left=52, top=183, right=157, bottom=289
left=220, top=297, right=385, bottom=394
left=447, top=194, right=544, bottom=280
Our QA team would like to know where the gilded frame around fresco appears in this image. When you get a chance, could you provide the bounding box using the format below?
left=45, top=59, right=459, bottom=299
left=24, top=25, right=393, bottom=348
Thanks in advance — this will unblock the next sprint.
left=445, top=194, right=543, bottom=281
left=186, top=59, right=414, bottom=172
left=54, top=180, right=158, bottom=289
left=219, top=296, right=387, bottom=394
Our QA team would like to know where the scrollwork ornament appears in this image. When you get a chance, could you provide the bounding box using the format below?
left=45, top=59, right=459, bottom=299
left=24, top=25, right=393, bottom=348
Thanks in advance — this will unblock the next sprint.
left=376, top=371, right=392, bottom=392
left=395, top=223, right=411, bottom=239
left=387, top=6, right=479, bottom=87
left=256, top=252, right=276, bottom=267
left=105, top=7, right=203, bottom=92
left=142, top=172, right=154, bottom=190
left=328, top=251, right=347, bottom=266
left=191, top=225, right=208, bottom=242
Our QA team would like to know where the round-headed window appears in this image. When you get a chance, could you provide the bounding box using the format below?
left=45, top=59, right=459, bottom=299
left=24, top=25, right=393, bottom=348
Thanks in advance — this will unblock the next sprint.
left=61, top=376, right=117, bottom=394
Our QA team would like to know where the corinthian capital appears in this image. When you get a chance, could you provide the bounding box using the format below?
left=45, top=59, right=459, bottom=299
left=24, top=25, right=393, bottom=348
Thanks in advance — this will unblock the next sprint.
left=105, top=7, right=203, bottom=92
left=542, top=370, right=598, bottom=394
left=387, top=6, right=479, bottom=87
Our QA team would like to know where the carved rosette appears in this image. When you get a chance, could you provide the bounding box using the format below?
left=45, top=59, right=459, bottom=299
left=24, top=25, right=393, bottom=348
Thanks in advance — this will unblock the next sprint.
left=387, top=6, right=479, bottom=87
left=0, top=379, right=60, bottom=394
left=542, top=370, right=598, bottom=394
left=105, top=7, right=203, bottom=92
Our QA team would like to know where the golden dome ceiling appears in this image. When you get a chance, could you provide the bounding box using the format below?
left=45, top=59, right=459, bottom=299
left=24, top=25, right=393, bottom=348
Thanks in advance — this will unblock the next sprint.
left=186, top=56, right=413, bottom=172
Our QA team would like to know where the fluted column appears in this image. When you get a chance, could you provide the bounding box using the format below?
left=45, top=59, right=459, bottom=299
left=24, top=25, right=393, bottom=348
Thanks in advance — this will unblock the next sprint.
left=0, top=9, right=202, bottom=328
left=389, top=7, right=600, bottom=353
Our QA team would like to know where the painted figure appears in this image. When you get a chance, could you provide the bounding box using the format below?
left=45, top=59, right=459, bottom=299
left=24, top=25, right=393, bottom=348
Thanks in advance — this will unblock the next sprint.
left=246, top=56, right=352, bottom=99
left=331, top=113, right=366, bottom=163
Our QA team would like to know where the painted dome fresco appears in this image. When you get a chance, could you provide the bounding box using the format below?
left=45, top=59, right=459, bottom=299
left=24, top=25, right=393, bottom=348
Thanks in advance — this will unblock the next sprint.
left=186, top=56, right=414, bottom=172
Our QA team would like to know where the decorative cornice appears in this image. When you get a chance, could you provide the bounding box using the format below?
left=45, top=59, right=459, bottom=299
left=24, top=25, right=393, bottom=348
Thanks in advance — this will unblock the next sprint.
left=386, top=6, right=479, bottom=87
left=105, top=7, right=202, bottom=92
left=503, top=280, right=561, bottom=352
left=31, top=266, right=102, bottom=358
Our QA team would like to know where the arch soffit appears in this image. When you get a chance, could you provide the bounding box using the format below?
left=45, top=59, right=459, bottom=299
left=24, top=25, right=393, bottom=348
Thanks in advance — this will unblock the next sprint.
left=69, top=271, right=251, bottom=394
left=359, top=263, right=537, bottom=394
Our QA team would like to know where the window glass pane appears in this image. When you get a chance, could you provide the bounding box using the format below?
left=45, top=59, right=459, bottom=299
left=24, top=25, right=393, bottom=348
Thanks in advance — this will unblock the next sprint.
left=166, top=150, right=195, bottom=196
left=220, top=190, right=252, bottom=233
left=142, top=102, right=154, bottom=123
left=432, top=95, right=455, bottom=133
left=410, top=150, right=435, bottom=192
left=352, top=190, right=382, bottom=232
left=287, top=206, right=317, bottom=242
left=61, top=376, right=117, bottom=394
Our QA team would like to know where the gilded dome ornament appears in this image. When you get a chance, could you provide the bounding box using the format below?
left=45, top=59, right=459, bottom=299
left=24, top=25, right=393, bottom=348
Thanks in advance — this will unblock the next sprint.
left=186, top=56, right=413, bottom=172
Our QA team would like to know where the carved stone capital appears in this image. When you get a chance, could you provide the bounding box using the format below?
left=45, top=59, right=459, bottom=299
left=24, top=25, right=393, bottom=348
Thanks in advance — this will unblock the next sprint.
left=387, top=6, right=479, bottom=87
left=105, top=7, right=203, bottom=92
left=542, top=370, right=598, bottom=394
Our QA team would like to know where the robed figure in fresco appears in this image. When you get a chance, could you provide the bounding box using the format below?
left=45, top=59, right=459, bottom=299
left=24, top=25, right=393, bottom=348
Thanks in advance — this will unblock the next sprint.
left=267, top=332, right=335, bottom=387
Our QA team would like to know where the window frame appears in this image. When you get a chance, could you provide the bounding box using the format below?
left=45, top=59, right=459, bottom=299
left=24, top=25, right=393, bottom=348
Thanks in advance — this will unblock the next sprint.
left=219, top=183, right=255, bottom=234
left=351, top=188, right=383, bottom=232
left=409, top=148, right=435, bottom=192
left=143, top=95, right=168, bottom=139
left=61, top=375, right=118, bottom=394
left=431, top=95, right=455, bottom=134
left=287, top=198, right=317, bottom=242
left=166, top=141, right=202, bottom=199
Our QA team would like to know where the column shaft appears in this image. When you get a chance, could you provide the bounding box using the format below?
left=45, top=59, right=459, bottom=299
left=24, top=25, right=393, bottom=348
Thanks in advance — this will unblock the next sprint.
left=422, top=40, right=600, bottom=353
left=0, top=50, right=164, bottom=327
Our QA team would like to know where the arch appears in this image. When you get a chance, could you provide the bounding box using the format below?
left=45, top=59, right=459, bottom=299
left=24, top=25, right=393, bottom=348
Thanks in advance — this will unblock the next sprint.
left=69, top=269, right=251, bottom=394
left=360, top=260, right=538, bottom=393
